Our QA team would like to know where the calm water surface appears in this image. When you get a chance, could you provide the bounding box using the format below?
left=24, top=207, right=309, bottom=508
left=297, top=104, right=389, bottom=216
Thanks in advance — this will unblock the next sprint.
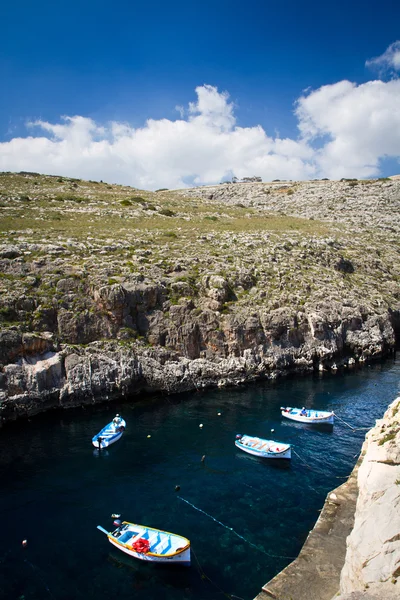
left=1, top=359, right=400, bottom=600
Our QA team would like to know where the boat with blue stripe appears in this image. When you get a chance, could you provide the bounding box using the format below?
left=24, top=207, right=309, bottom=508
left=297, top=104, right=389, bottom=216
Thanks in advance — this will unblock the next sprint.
left=281, top=406, right=334, bottom=425
left=97, top=520, right=191, bottom=566
left=235, top=434, right=291, bottom=459
left=92, top=415, right=126, bottom=449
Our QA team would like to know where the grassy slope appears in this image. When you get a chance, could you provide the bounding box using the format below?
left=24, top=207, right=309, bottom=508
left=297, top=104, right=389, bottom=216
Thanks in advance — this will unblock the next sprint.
left=0, top=172, right=399, bottom=334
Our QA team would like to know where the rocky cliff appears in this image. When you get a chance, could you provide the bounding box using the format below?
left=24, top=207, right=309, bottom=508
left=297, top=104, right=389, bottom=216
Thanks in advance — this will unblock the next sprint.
left=335, top=396, right=400, bottom=600
left=0, top=173, right=399, bottom=423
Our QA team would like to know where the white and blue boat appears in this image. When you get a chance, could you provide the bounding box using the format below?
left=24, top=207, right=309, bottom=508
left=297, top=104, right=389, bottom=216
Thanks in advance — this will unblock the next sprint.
left=281, top=406, right=334, bottom=425
left=235, top=434, right=291, bottom=459
left=92, top=415, right=126, bottom=449
left=97, top=520, right=191, bottom=566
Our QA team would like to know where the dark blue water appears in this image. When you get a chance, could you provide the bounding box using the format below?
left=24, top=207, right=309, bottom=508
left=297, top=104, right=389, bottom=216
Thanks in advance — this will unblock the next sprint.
left=1, top=359, right=399, bottom=600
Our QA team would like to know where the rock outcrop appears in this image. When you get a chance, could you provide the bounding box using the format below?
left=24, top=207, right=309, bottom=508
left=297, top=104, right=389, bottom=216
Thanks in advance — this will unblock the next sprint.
left=0, top=298, right=397, bottom=424
left=335, top=396, right=400, bottom=600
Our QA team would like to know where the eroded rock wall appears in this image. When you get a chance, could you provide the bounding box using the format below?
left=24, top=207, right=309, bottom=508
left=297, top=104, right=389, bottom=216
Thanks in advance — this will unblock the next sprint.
left=0, top=298, right=397, bottom=424
left=335, top=397, right=400, bottom=600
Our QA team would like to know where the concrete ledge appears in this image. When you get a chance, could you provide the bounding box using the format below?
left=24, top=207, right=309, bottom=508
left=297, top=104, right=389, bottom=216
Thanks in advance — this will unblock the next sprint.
left=254, top=457, right=361, bottom=600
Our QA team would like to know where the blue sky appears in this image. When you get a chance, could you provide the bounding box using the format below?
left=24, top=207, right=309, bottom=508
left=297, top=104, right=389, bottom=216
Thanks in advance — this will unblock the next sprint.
left=1, top=0, right=400, bottom=187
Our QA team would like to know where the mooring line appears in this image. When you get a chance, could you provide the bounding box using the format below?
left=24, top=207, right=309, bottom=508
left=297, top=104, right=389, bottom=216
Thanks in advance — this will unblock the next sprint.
left=333, top=412, right=369, bottom=432
left=178, top=496, right=296, bottom=560
left=292, top=448, right=312, bottom=470
left=0, top=548, right=12, bottom=564
left=24, top=559, right=56, bottom=599
left=192, top=547, right=244, bottom=600
left=241, top=480, right=268, bottom=493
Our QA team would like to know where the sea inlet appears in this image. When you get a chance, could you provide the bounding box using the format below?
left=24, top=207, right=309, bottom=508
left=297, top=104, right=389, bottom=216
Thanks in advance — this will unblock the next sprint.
left=1, top=358, right=399, bottom=600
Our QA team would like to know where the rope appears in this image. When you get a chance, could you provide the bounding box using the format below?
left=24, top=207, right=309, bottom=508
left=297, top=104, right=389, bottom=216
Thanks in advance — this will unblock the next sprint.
left=192, top=547, right=243, bottom=600
left=333, top=413, right=370, bottom=432
left=0, top=547, right=56, bottom=599
left=24, top=559, right=56, bottom=599
left=292, top=449, right=312, bottom=470
left=178, top=496, right=296, bottom=560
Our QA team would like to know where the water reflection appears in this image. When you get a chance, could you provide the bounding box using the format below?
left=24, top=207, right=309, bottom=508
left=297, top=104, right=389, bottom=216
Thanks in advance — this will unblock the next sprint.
left=280, top=420, right=334, bottom=433
left=93, top=449, right=110, bottom=458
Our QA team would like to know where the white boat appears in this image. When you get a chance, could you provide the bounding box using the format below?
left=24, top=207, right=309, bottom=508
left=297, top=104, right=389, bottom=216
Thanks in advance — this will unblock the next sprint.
left=280, top=406, right=334, bottom=425
left=92, top=415, right=126, bottom=448
left=97, top=520, right=191, bottom=566
left=235, top=434, right=291, bottom=459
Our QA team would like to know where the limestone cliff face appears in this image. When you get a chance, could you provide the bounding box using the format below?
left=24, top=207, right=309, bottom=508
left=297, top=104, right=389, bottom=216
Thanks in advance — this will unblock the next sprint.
left=0, top=292, right=397, bottom=424
left=335, top=397, right=400, bottom=600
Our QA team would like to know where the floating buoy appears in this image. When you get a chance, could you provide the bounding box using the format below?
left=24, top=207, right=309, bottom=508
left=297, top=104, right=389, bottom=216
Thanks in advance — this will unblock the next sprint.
left=201, top=455, right=206, bottom=463
left=111, top=513, right=121, bottom=519
left=217, top=412, right=221, bottom=416
left=147, top=434, right=151, bottom=438
left=175, top=485, right=180, bottom=492
left=22, top=540, right=28, bottom=548
left=271, top=429, right=275, bottom=432
left=199, top=424, right=203, bottom=428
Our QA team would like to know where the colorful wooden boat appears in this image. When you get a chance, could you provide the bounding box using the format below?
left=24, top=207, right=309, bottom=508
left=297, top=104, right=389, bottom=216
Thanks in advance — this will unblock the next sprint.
left=235, top=434, right=291, bottom=459
left=97, top=521, right=191, bottom=566
left=280, top=406, right=334, bottom=425
left=92, top=415, right=126, bottom=448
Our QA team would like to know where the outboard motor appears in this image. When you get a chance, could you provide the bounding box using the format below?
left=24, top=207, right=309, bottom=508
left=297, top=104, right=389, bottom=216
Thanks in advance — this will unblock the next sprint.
left=235, top=434, right=242, bottom=440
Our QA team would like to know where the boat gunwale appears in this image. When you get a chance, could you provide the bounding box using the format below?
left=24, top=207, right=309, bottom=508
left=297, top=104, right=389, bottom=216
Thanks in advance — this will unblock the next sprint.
left=92, top=419, right=126, bottom=444
left=108, top=521, right=190, bottom=557
left=281, top=409, right=334, bottom=422
left=235, top=439, right=291, bottom=456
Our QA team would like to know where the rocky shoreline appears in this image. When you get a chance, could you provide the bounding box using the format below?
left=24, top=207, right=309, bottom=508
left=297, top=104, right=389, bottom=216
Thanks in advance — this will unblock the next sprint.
left=254, top=396, right=400, bottom=600
left=0, top=328, right=397, bottom=425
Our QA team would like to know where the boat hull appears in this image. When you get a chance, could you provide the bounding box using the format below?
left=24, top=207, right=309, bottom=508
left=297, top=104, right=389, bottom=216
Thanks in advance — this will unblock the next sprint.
left=235, top=437, right=291, bottom=459
left=92, top=418, right=126, bottom=448
left=92, top=430, right=124, bottom=448
left=98, top=521, right=191, bottom=567
left=281, top=408, right=334, bottom=425
left=108, top=537, right=191, bottom=566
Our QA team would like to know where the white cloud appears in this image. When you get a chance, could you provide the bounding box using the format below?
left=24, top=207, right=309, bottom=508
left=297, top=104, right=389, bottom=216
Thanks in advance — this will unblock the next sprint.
left=366, top=41, right=400, bottom=76
left=295, top=79, right=400, bottom=179
left=175, top=105, right=185, bottom=118
left=0, top=77, right=400, bottom=189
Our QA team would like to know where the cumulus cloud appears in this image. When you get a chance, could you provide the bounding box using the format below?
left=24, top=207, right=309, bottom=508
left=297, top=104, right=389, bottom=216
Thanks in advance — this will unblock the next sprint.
left=295, top=79, right=400, bottom=179
left=0, top=78, right=400, bottom=189
left=366, top=41, right=400, bottom=77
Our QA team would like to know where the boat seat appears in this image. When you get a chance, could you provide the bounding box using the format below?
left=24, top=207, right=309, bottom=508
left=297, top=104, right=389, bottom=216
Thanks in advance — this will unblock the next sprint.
left=161, top=536, right=172, bottom=555
left=118, top=530, right=135, bottom=544
left=148, top=532, right=161, bottom=551
left=154, top=535, right=171, bottom=555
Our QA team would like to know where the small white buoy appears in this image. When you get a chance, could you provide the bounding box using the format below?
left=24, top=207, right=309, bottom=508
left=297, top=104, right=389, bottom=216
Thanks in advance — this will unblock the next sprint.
left=22, top=540, right=28, bottom=548
left=271, top=429, right=275, bottom=432
left=199, top=424, right=203, bottom=428
left=147, top=434, right=151, bottom=438
left=217, top=412, right=221, bottom=416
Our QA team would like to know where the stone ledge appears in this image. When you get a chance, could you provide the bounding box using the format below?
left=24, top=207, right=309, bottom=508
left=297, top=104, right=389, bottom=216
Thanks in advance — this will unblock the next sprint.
left=254, top=457, right=361, bottom=600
